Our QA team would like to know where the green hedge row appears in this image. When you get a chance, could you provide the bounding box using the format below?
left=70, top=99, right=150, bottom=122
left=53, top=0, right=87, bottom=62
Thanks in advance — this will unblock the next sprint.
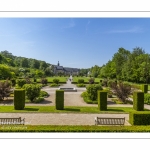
left=98, top=91, right=107, bottom=111
left=142, top=84, right=148, bottom=93
left=129, top=111, right=150, bottom=125
left=1, top=125, right=150, bottom=132
left=14, top=89, right=25, bottom=110
left=55, top=90, right=64, bottom=110
left=133, top=92, right=144, bottom=111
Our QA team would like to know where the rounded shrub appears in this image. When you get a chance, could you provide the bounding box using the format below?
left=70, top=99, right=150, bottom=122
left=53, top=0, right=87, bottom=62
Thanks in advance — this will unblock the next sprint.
left=78, top=79, right=84, bottom=84
left=16, top=79, right=26, bottom=88
left=14, top=89, right=25, bottom=110
left=86, top=84, right=103, bottom=101
left=23, top=84, right=41, bottom=102
left=53, top=79, right=59, bottom=84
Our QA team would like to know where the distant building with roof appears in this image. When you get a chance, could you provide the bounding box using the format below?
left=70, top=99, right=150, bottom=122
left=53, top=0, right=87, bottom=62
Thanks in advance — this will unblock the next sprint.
left=51, top=61, right=80, bottom=75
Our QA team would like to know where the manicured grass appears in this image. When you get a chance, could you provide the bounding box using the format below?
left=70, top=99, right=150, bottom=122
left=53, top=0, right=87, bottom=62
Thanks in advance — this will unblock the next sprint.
left=72, top=77, right=101, bottom=83
left=1, top=125, right=150, bottom=132
left=37, top=77, right=67, bottom=82
left=0, top=106, right=149, bottom=113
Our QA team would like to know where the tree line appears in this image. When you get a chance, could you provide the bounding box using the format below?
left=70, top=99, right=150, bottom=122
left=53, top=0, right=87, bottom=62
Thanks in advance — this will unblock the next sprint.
left=90, top=47, right=150, bottom=83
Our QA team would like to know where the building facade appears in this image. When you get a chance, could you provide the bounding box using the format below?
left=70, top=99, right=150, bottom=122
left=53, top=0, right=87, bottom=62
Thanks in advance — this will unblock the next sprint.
left=51, top=61, right=80, bottom=75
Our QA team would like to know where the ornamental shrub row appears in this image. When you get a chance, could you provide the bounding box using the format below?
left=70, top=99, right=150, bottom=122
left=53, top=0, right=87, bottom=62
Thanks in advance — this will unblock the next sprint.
left=14, top=89, right=25, bottom=110
left=55, top=90, right=64, bottom=110
left=141, top=84, right=148, bottom=93
left=97, top=91, right=107, bottom=111
left=133, top=92, right=144, bottom=111
left=129, top=112, right=150, bottom=125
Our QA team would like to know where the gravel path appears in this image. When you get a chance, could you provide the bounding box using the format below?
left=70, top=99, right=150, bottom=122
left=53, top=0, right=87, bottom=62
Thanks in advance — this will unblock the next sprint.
left=0, top=81, right=150, bottom=126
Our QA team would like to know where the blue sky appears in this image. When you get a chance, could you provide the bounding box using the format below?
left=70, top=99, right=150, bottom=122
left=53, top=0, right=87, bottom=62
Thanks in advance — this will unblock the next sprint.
left=0, top=18, right=150, bottom=69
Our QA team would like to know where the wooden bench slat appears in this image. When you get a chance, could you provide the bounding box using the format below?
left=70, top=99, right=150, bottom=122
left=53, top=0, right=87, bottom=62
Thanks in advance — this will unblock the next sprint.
left=95, top=117, right=125, bottom=125
left=0, top=117, right=25, bottom=125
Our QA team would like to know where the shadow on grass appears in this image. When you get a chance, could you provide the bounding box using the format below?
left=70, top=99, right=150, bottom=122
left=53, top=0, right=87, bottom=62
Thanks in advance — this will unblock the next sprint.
left=24, top=108, right=39, bottom=111
left=107, top=109, right=124, bottom=112
left=64, top=108, right=80, bottom=112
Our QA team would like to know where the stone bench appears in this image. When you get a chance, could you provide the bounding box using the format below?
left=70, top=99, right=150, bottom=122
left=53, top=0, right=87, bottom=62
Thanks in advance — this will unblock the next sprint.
left=95, top=117, right=125, bottom=125
left=0, top=117, right=25, bottom=125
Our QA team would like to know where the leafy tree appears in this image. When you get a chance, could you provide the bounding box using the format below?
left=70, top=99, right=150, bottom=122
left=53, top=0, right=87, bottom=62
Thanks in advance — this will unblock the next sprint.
left=21, top=58, right=29, bottom=68
left=112, top=82, right=132, bottom=103
left=0, top=64, right=15, bottom=79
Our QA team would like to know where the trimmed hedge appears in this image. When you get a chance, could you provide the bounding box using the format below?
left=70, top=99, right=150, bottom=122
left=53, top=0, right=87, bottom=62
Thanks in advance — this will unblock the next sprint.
left=1, top=125, right=150, bottom=132
left=14, top=89, right=25, bottom=110
left=98, top=91, right=107, bottom=111
left=129, top=111, right=150, bottom=125
left=142, top=84, right=148, bottom=93
left=55, top=90, right=64, bottom=110
left=78, top=79, right=84, bottom=84
left=133, top=92, right=144, bottom=111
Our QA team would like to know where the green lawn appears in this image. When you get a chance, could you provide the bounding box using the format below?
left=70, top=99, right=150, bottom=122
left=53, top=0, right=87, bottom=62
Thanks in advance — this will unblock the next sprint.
left=37, top=77, right=68, bottom=82
left=0, top=106, right=149, bottom=113
left=72, top=77, right=101, bottom=82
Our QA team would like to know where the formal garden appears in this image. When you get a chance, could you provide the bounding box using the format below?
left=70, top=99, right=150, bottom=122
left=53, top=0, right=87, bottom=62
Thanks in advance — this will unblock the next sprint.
left=1, top=49, right=150, bottom=132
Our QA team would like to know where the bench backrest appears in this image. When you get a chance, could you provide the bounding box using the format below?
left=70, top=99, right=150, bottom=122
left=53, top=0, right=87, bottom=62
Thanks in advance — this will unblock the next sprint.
left=0, top=117, right=25, bottom=125
left=96, top=117, right=125, bottom=125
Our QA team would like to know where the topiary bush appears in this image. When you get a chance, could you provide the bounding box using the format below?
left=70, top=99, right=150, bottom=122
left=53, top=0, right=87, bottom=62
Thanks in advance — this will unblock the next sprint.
left=22, top=84, right=41, bottom=102
left=50, top=83, right=60, bottom=87
left=78, top=79, right=84, bottom=84
left=55, top=90, right=64, bottom=110
left=86, top=84, right=103, bottom=101
left=129, top=112, right=150, bottom=125
left=14, top=89, right=25, bottom=110
left=16, top=79, right=26, bottom=88
left=97, top=91, right=107, bottom=111
left=77, top=84, right=86, bottom=87
left=142, top=84, right=148, bottom=93
left=133, top=92, right=144, bottom=111
left=53, top=79, right=59, bottom=84
left=39, top=91, right=49, bottom=97
left=144, top=93, right=150, bottom=105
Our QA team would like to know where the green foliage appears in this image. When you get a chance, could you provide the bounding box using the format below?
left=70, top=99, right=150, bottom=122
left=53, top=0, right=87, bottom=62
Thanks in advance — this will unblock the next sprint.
left=0, top=64, right=15, bottom=79
left=41, top=77, right=48, bottom=85
left=78, top=79, right=84, bottom=84
left=98, top=91, right=107, bottom=111
left=33, top=97, right=44, bottom=103
left=88, top=77, right=95, bottom=84
left=86, top=84, right=103, bottom=101
left=39, top=91, right=49, bottom=97
left=50, top=83, right=59, bottom=87
left=81, top=91, right=98, bottom=104
left=14, top=89, right=25, bottom=110
left=53, top=79, right=59, bottom=84
left=144, top=93, right=150, bottom=105
left=77, top=84, right=86, bottom=87
left=23, top=84, right=41, bottom=102
left=129, top=112, right=150, bottom=125
left=11, top=79, right=16, bottom=86
left=133, top=92, right=144, bottom=111
left=112, top=82, right=132, bottom=103
left=16, top=79, right=26, bottom=88
left=0, top=80, right=11, bottom=100
left=142, top=84, right=148, bottom=93
left=55, top=90, right=64, bottom=110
